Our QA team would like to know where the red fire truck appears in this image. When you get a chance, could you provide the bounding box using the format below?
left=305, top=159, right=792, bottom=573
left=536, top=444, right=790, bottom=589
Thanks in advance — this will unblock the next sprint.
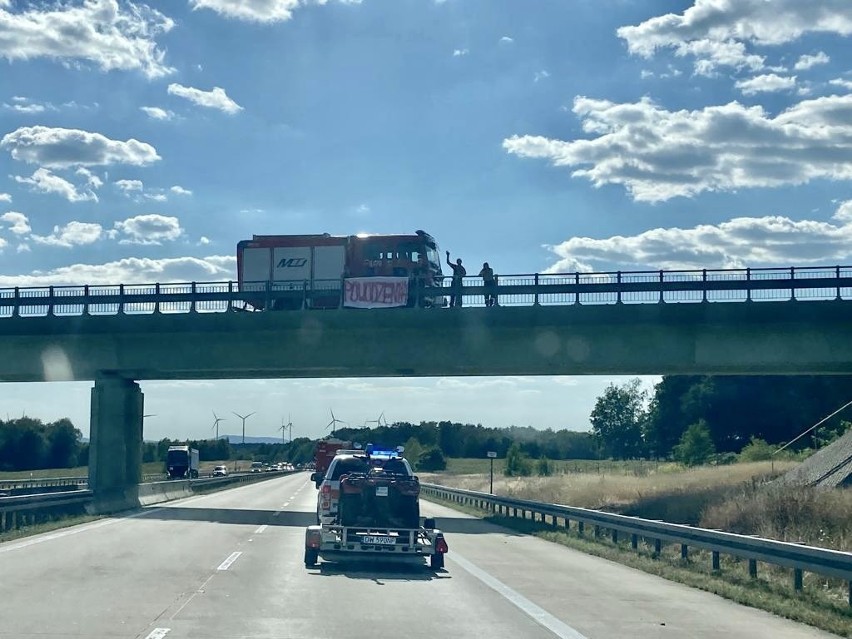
left=236, top=230, right=444, bottom=310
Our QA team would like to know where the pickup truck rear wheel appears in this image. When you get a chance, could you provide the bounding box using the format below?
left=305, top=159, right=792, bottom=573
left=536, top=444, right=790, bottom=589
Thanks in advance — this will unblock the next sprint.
left=304, top=548, right=318, bottom=567
left=430, top=552, right=444, bottom=570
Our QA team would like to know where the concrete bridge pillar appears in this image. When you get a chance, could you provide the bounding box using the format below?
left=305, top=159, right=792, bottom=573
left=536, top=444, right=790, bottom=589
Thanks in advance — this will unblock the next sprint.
left=87, top=377, right=143, bottom=513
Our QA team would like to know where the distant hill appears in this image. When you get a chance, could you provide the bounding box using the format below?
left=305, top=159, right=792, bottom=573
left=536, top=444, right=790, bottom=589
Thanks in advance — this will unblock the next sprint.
left=224, top=434, right=285, bottom=445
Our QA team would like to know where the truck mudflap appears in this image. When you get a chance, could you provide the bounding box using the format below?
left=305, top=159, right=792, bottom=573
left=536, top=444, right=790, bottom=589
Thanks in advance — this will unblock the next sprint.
left=304, top=524, right=448, bottom=567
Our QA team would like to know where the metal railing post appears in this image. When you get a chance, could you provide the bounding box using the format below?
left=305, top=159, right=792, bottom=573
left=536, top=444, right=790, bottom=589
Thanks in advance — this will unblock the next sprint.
left=118, top=284, right=125, bottom=314
left=227, top=281, right=233, bottom=312
left=534, top=273, right=540, bottom=306
left=659, top=270, right=664, bottom=303
left=836, top=266, right=842, bottom=301
left=264, top=281, right=272, bottom=311
left=154, top=283, right=161, bottom=314
left=746, top=268, right=752, bottom=302
left=47, top=286, right=55, bottom=317
left=82, top=285, right=90, bottom=316
left=702, top=269, right=707, bottom=303
left=574, top=272, right=580, bottom=305
left=616, top=271, right=622, bottom=304
left=790, top=266, right=795, bottom=301
left=12, top=286, right=20, bottom=317
left=190, top=282, right=197, bottom=313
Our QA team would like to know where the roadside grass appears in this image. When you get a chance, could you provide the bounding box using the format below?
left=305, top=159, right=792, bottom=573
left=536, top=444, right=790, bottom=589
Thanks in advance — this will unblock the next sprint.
left=426, top=497, right=852, bottom=638
left=0, top=514, right=101, bottom=544
left=442, top=457, right=663, bottom=476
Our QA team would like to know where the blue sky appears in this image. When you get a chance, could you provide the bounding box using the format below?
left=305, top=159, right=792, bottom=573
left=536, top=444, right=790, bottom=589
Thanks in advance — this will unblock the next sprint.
left=1, top=0, right=851, bottom=441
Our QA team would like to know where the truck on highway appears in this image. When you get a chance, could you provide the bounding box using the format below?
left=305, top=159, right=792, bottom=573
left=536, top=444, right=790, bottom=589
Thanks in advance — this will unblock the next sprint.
left=236, top=230, right=444, bottom=310
left=312, top=438, right=353, bottom=488
left=166, top=446, right=199, bottom=479
left=304, top=445, right=448, bottom=569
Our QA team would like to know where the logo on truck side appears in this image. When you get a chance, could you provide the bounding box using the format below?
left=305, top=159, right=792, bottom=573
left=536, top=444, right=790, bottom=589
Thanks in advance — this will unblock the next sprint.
left=277, top=258, right=308, bottom=268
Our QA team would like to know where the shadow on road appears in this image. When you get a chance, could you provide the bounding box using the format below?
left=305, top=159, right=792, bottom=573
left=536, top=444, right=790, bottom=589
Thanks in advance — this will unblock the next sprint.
left=311, top=561, right=451, bottom=583
left=136, top=506, right=316, bottom=528
left=429, top=516, right=522, bottom=536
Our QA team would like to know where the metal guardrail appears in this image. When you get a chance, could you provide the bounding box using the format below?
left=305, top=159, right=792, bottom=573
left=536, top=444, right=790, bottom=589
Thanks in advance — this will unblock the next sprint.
left=420, top=483, right=852, bottom=606
left=2, top=265, right=852, bottom=317
left=0, top=471, right=302, bottom=535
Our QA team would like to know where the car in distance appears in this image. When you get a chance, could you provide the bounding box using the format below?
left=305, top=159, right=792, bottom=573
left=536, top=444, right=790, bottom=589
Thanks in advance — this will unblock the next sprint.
left=250, top=461, right=264, bottom=473
left=212, top=465, right=228, bottom=477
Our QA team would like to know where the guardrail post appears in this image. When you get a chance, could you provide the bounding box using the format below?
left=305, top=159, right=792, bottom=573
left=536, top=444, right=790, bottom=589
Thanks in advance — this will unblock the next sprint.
left=702, top=269, right=707, bottom=303
left=836, top=266, right=842, bottom=301
left=513, top=508, right=518, bottom=518
left=712, top=551, right=720, bottom=571
left=574, top=272, right=580, bottom=305
left=564, top=518, right=570, bottom=530
left=594, top=524, right=601, bottom=539
left=653, top=539, right=662, bottom=557
left=616, top=272, right=622, bottom=304
left=47, top=286, right=55, bottom=316
left=534, top=273, right=540, bottom=306
left=789, top=266, right=795, bottom=301
left=83, top=285, right=90, bottom=316
left=264, top=280, right=272, bottom=311
left=612, top=529, right=618, bottom=544
left=680, top=544, right=688, bottom=560
left=659, top=270, right=664, bottom=303
left=793, top=568, right=803, bottom=592
left=154, top=283, right=161, bottom=314
left=190, top=282, right=197, bottom=313
left=631, top=533, right=638, bottom=550
left=746, top=268, right=752, bottom=302
left=12, top=286, right=20, bottom=317
left=118, top=284, right=125, bottom=314
left=578, top=521, right=584, bottom=536
left=227, top=281, right=233, bottom=312
left=748, top=559, right=757, bottom=579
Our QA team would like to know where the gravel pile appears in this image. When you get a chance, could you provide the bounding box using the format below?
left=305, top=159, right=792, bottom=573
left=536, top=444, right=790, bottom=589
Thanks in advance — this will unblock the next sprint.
left=779, top=427, right=852, bottom=488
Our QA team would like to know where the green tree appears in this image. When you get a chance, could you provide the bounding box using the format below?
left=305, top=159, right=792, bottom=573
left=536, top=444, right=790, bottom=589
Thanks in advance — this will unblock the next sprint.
left=590, top=378, right=647, bottom=459
left=738, top=437, right=775, bottom=462
left=417, top=448, right=447, bottom=471
left=504, top=443, right=531, bottom=476
left=402, top=437, right=423, bottom=469
left=536, top=456, right=552, bottom=476
left=672, top=421, right=716, bottom=466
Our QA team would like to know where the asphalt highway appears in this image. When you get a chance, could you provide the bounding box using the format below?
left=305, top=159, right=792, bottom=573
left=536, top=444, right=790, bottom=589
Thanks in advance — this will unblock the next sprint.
left=0, top=473, right=841, bottom=639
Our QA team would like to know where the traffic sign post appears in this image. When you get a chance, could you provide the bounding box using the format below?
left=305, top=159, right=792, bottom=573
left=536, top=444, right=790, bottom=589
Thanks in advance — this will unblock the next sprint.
left=487, top=451, right=497, bottom=494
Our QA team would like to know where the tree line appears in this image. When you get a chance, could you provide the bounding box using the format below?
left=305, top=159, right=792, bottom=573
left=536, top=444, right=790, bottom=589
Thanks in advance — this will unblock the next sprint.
left=0, top=417, right=84, bottom=471
left=591, top=376, right=852, bottom=463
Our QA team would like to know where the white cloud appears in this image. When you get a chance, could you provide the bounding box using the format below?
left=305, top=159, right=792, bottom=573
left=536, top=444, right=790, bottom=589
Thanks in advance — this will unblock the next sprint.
left=0, top=211, right=30, bottom=235
left=140, top=106, right=175, bottom=120
left=167, top=83, right=243, bottom=114
left=452, top=48, right=468, bottom=57
left=829, top=78, right=852, bottom=90
left=170, top=185, right=192, bottom=196
left=0, top=236, right=6, bottom=251
left=199, top=236, right=211, bottom=245
left=735, top=73, right=797, bottom=95
left=32, top=221, right=104, bottom=248
left=503, top=94, right=852, bottom=202
left=1, top=126, right=160, bottom=168
left=534, top=70, right=550, bottom=82
left=0, top=192, right=10, bottom=202
left=794, top=51, right=830, bottom=71
left=75, top=167, right=103, bottom=189
left=144, top=193, right=167, bottom=202
left=114, top=214, right=182, bottom=244
left=1, top=97, right=57, bottom=113
left=546, top=201, right=852, bottom=273
left=499, top=36, right=514, bottom=44
left=115, top=179, right=143, bottom=192
left=618, top=0, right=852, bottom=74
left=13, top=167, right=98, bottom=203
left=0, top=255, right=236, bottom=287
left=0, top=0, right=175, bottom=78
left=16, top=243, right=30, bottom=253
left=188, top=0, right=359, bottom=23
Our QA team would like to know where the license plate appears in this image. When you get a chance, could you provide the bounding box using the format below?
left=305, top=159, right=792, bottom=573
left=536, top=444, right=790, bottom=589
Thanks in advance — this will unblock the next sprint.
left=376, top=486, right=389, bottom=497
left=362, top=535, right=396, bottom=545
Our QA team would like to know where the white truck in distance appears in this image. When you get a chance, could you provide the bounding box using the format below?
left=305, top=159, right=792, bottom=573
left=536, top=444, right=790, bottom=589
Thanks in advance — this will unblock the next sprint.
left=166, top=446, right=199, bottom=479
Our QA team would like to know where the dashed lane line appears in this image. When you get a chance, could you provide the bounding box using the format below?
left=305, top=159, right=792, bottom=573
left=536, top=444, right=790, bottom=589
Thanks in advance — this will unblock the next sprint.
left=144, top=629, right=171, bottom=639
left=216, top=551, right=243, bottom=571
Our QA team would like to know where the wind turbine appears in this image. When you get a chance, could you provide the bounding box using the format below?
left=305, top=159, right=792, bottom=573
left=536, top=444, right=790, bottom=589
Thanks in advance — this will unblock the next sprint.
left=326, top=409, right=346, bottom=437
left=279, top=414, right=293, bottom=444
left=232, top=411, right=256, bottom=445
left=212, top=411, right=226, bottom=440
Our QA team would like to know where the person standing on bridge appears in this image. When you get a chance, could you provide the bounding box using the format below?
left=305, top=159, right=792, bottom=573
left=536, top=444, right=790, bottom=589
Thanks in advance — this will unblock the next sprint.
left=446, top=250, right=467, bottom=307
left=479, top=262, right=496, bottom=307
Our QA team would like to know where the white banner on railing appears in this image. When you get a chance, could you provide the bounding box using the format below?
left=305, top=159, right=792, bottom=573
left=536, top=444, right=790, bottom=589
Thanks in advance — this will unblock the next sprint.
left=343, top=277, right=409, bottom=308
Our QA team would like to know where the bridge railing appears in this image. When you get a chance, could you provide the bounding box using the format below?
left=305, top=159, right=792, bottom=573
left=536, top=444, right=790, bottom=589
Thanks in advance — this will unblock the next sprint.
left=420, top=483, right=852, bottom=606
left=2, top=265, right=852, bottom=317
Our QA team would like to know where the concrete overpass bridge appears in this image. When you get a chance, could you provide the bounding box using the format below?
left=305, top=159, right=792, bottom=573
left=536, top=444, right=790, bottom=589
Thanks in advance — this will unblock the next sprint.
left=1, top=264, right=851, bottom=508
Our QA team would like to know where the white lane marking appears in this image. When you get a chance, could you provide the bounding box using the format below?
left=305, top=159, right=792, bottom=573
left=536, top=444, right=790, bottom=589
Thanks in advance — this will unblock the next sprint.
left=170, top=574, right=214, bottom=620
left=216, top=551, right=243, bottom=571
left=449, top=551, right=589, bottom=639
left=145, top=629, right=171, bottom=639
left=254, top=525, right=268, bottom=534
